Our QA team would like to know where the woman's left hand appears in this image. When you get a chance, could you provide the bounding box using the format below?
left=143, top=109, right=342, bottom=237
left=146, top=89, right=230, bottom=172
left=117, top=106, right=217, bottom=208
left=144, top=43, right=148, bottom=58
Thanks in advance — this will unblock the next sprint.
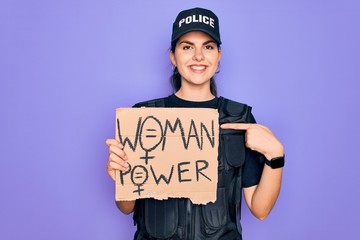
left=220, top=123, right=284, bottom=160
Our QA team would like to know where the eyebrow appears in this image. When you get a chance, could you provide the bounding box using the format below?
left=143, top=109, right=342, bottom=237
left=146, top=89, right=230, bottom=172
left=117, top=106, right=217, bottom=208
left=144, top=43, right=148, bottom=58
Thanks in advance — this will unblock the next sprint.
left=178, top=40, right=217, bottom=46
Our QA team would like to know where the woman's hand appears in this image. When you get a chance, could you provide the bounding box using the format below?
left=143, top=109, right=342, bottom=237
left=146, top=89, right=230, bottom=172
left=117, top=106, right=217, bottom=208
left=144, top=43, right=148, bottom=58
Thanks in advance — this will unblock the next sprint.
left=105, top=139, right=135, bottom=214
left=105, top=139, right=130, bottom=181
left=220, top=123, right=284, bottom=160
left=221, top=123, right=284, bottom=220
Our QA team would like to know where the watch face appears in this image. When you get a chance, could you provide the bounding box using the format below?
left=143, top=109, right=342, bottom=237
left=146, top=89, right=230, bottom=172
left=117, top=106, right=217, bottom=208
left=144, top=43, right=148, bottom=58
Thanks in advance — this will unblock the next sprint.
left=271, top=157, right=284, bottom=168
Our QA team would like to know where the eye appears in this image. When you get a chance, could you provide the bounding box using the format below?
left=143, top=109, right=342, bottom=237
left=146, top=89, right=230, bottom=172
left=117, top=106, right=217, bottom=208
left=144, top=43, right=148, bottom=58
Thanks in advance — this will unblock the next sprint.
left=183, top=45, right=193, bottom=50
left=204, top=44, right=215, bottom=50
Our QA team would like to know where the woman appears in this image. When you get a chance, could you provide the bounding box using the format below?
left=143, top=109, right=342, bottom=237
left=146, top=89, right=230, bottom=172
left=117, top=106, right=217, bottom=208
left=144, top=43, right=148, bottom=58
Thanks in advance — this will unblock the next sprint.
left=106, top=7, right=284, bottom=240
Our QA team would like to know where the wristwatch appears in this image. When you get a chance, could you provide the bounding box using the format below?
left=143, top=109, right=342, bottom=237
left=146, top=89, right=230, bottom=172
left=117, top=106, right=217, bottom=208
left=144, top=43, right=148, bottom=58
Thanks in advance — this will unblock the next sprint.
left=260, top=155, right=285, bottom=169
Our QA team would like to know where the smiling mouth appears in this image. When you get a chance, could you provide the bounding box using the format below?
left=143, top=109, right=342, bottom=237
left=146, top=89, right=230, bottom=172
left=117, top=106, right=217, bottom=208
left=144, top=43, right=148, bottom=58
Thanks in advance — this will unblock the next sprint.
left=190, top=65, right=207, bottom=71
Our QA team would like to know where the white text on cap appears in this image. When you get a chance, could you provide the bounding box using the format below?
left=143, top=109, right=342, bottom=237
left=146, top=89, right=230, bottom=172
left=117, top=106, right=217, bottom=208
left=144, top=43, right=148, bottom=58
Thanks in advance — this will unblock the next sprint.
left=178, top=15, right=215, bottom=28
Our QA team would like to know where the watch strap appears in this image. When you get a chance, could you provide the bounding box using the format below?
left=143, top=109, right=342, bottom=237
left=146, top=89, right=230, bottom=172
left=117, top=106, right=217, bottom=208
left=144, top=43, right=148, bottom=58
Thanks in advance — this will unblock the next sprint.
left=260, top=155, right=285, bottom=169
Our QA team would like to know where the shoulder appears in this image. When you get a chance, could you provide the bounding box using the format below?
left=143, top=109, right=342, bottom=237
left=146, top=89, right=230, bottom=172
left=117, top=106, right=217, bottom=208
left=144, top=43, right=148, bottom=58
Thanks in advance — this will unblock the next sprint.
left=219, top=96, right=251, bottom=112
left=218, top=96, right=253, bottom=115
left=132, top=97, right=168, bottom=108
left=218, top=96, right=254, bottom=123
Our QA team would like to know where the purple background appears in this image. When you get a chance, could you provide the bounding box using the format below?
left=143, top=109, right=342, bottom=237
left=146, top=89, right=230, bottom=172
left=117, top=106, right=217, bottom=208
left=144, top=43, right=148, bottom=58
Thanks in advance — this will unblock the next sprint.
left=1, top=0, right=359, bottom=239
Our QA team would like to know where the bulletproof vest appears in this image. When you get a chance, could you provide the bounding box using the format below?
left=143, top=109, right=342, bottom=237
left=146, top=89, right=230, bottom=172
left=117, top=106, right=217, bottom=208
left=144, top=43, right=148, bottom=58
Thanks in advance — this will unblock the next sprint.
left=132, top=96, right=252, bottom=240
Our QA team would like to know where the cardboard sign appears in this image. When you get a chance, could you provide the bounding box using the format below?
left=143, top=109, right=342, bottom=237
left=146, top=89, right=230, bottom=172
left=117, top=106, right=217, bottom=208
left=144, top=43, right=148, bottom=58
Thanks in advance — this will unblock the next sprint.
left=115, top=108, right=219, bottom=204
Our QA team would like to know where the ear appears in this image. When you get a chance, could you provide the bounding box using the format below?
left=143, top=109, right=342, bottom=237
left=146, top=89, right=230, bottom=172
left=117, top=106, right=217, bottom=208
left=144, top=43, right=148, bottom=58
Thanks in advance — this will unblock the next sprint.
left=170, top=51, right=176, bottom=67
left=218, top=49, right=222, bottom=62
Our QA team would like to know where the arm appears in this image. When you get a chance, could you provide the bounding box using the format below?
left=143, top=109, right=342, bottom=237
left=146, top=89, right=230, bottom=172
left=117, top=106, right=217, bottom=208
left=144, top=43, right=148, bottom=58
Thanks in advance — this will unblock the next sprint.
left=115, top=200, right=135, bottom=215
left=221, top=123, right=284, bottom=220
left=106, top=139, right=136, bottom=215
left=243, top=162, right=283, bottom=220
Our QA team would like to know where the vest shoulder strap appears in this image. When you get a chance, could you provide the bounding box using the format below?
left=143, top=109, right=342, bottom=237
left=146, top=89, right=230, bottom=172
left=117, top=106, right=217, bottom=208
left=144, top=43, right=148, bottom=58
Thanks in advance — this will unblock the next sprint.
left=218, top=96, right=252, bottom=123
left=133, top=97, right=166, bottom=108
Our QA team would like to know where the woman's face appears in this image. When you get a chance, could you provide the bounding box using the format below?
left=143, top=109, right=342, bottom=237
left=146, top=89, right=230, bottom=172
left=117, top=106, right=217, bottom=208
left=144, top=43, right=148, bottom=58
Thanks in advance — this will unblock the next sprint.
left=170, top=31, right=221, bottom=90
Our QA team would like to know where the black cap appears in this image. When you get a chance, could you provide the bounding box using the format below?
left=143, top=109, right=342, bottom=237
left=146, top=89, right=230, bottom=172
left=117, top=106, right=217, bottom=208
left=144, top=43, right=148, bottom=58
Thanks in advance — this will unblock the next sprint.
left=171, top=7, right=221, bottom=44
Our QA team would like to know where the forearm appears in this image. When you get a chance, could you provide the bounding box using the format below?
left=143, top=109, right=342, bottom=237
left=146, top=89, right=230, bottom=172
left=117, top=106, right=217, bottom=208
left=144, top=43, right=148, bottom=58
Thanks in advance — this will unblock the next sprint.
left=248, top=165, right=283, bottom=220
left=116, top=200, right=136, bottom=215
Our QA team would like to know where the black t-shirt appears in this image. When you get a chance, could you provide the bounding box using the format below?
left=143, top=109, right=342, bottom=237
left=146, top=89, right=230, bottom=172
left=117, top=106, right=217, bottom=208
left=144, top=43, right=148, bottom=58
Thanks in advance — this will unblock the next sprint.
left=134, top=94, right=263, bottom=188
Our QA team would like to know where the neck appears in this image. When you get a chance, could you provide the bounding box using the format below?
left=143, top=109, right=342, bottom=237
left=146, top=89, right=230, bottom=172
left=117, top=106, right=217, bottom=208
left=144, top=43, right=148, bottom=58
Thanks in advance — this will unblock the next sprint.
left=175, top=85, right=215, bottom=102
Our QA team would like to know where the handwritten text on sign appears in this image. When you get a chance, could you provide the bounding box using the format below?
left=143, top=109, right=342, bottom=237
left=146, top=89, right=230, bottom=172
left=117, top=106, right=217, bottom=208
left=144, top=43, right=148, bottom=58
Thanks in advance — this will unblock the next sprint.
left=115, top=108, right=219, bottom=204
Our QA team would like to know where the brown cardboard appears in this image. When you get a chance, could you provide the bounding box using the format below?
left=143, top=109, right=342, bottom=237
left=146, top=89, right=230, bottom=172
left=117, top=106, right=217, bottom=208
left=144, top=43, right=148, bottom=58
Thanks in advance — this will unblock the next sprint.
left=115, top=107, right=219, bottom=205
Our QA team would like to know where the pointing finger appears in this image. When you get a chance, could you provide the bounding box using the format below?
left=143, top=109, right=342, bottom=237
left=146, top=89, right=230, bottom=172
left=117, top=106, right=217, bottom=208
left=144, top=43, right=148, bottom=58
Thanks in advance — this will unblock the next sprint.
left=220, top=123, right=253, bottom=130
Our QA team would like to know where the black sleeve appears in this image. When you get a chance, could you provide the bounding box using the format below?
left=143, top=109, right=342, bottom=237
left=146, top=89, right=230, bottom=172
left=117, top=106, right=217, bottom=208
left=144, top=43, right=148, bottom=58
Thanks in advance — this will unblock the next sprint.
left=242, top=113, right=265, bottom=188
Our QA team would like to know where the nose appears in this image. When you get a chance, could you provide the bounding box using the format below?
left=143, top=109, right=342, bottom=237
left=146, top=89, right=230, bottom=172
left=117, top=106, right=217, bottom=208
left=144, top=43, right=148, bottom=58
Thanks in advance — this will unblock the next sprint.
left=192, top=48, right=204, bottom=61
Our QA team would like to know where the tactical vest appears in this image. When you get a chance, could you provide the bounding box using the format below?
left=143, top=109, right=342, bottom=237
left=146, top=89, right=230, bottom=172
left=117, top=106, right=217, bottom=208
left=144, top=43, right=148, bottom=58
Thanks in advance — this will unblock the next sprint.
left=132, top=96, right=252, bottom=240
